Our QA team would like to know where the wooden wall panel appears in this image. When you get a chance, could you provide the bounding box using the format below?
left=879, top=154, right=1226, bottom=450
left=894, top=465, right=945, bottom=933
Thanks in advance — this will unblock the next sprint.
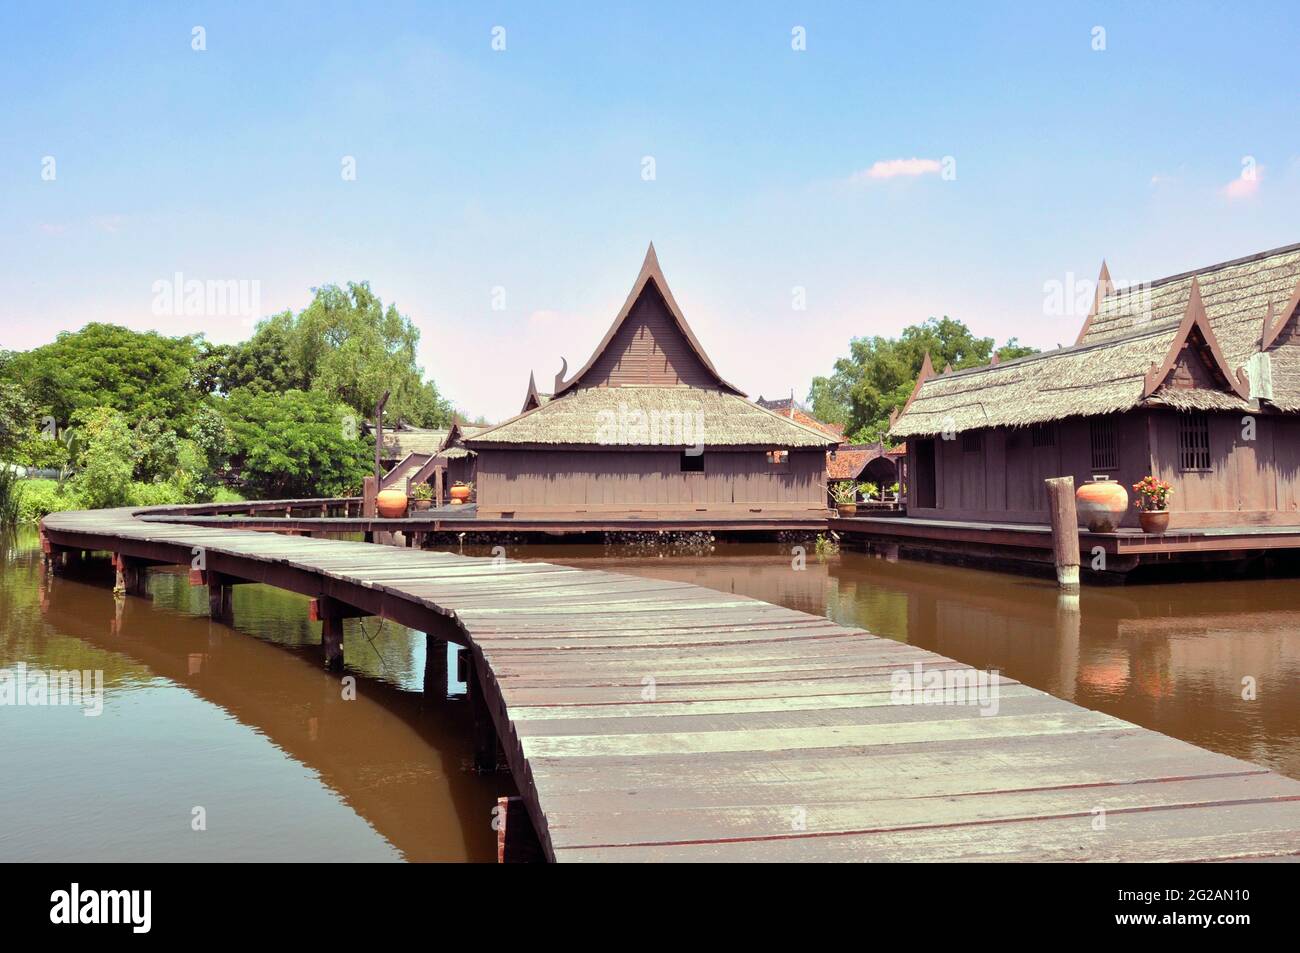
left=580, top=284, right=719, bottom=389
left=474, top=448, right=827, bottom=515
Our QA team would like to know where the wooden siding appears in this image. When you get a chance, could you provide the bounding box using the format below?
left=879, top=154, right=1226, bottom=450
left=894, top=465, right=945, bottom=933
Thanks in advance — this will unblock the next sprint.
left=908, top=411, right=1300, bottom=529
left=475, top=448, right=827, bottom=517
left=579, top=283, right=720, bottom=389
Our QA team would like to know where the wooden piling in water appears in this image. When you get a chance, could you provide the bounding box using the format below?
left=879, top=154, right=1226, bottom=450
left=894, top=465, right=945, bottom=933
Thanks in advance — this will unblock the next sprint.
left=1045, top=476, right=1081, bottom=590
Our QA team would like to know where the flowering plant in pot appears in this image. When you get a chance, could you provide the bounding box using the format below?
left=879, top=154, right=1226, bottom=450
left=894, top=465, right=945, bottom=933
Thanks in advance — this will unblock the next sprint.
left=1132, top=475, right=1173, bottom=534
left=410, top=482, right=433, bottom=511
left=830, top=480, right=859, bottom=516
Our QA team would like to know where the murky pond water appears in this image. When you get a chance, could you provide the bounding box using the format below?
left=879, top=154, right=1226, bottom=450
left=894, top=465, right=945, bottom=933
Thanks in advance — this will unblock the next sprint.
left=0, top=528, right=505, bottom=862
left=3, top=527, right=1297, bottom=861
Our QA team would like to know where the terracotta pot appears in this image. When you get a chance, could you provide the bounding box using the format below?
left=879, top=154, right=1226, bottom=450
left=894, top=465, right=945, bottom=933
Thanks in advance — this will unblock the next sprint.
left=1138, top=509, right=1170, bottom=535
left=449, top=485, right=471, bottom=505
left=836, top=503, right=857, bottom=517
left=375, top=488, right=408, bottom=519
left=1075, top=475, right=1128, bottom=533
left=411, top=498, right=432, bottom=512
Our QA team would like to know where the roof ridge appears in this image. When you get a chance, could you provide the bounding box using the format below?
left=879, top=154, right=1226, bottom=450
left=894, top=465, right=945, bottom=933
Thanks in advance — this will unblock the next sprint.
left=1101, top=240, right=1300, bottom=299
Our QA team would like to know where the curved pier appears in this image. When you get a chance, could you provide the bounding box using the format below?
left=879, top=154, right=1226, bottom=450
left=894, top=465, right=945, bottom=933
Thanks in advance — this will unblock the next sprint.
left=41, top=503, right=1300, bottom=862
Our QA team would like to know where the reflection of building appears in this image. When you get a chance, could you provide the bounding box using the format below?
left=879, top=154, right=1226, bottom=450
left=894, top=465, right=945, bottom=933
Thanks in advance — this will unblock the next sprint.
left=462, top=246, right=837, bottom=519
left=891, top=243, right=1300, bottom=530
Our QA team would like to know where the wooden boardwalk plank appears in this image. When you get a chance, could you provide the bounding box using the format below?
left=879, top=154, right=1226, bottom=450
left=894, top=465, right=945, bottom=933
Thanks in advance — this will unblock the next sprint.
left=41, top=503, right=1300, bottom=864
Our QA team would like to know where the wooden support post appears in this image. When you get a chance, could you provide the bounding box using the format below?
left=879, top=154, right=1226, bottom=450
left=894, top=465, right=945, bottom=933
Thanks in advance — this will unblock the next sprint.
left=321, top=616, right=344, bottom=671
left=424, top=635, right=448, bottom=701
left=467, top=654, right=501, bottom=772
left=363, top=475, right=378, bottom=519
left=309, top=597, right=369, bottom=671
left=207, top=571, right=234, bottom=621
left=111, top=553, right=150, bottom=598
left=1045, top=476, right=1081, bottom=590
left=496, top=796, right=544, bottom=863
left=434, top=466, right=445, bottom=509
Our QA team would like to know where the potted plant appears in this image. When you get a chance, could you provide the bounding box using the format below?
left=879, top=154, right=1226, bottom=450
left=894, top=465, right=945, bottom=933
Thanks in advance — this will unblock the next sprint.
left=860, top=481, right=879, bottom=503
left=410, top=482, right=433, bottom=511
left=1132, top=475, right=1173, bottom=534
left=449, top=481, right=473, bottom=505
left=830, top=480, right=859, bottom=516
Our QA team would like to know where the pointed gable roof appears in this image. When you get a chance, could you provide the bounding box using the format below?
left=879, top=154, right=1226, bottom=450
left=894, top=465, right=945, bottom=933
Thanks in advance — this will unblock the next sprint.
left=553, top=243, right=745, bottom=397
left=1141, top=277, right=1249, bottom=400
left=520, top=371, right=552, bottom=413
left=1261, top=276, right=1300, bottom=351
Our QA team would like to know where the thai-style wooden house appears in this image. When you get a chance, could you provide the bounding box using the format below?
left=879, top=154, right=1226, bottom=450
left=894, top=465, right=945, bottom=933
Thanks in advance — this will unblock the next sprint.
left=889, top=242, right=1300, bottom=530
left=463, top=245, right=838, bottom=519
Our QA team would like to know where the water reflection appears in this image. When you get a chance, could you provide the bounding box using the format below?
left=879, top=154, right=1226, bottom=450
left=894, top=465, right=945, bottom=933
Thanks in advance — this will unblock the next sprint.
left=488, top=540, right=1300, bottom=781
left=0, top=529, right=506, bottom=862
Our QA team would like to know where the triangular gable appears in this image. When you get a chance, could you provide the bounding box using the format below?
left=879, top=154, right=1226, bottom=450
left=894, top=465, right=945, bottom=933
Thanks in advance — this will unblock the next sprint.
left=1261, top=277, right=1300, bottom=351
left=1141, top=277, right=1250, bottom=400
left=520, top=371, right=551, bottom=414
left=1074, top=260, right=1114, bottom=345
left=889, top=351, right=934, bottom=428
left=553, top=244, right=745, bottom=397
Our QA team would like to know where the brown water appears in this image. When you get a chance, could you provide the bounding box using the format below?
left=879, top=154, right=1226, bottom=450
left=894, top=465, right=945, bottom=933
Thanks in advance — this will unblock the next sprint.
left=3, top=529, right=1297, bottom=862
left=0, top=528, right=506, bottom=862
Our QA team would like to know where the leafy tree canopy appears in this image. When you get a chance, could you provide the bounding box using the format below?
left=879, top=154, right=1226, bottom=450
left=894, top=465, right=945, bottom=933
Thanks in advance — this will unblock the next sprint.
left=809, top=317, right=1037, bottom=444
left=5, top=324, right=203, bottom=428
left=209, top=283, right=453, bottom=428
left=222, top=387, right=373, bottom=499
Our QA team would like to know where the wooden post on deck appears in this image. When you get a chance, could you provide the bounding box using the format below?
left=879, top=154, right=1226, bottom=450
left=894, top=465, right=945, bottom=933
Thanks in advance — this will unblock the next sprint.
left=362, top=475, right=378, bottom=518
left=433, top=466, right=445, bottom=509
left=1045, top=476, right=1080, bottom=590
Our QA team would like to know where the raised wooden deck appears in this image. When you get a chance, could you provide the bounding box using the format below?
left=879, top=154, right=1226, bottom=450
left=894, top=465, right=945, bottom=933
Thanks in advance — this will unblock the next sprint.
left=41, top=503, right=1300, bottom=861
left=832, top=514, right=1300, bottom=577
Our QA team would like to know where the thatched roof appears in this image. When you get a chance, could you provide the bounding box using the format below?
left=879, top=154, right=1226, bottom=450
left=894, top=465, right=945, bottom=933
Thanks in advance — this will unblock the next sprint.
left=466, top=385, right=838, bottom=448
left=380, top=427, right=449, bottom=459
left=891, top=242, right=1300, bottom=438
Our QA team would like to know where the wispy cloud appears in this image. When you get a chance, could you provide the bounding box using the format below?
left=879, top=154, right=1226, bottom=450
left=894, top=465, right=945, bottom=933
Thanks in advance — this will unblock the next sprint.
left=851, top=157, right=943, bottom=182
left=1222, top=169, right=1261, bottom=199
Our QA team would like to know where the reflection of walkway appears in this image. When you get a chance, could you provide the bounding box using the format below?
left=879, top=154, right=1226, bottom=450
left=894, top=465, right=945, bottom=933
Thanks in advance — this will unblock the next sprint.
left=40, top=571, right=502, bottom=862
left=42, top=503, right=1300, bottom=861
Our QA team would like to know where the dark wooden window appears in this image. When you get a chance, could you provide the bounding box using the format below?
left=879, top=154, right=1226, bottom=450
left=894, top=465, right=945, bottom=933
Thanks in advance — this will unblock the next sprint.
left=766, top=449, right=788, bottom=465
left=1030, top=423, right=1055, bottom=448
left=961, top=430, right=982, bottom=453
left=1089, top=419, right=1118, bottom=471
left=680, top=451, right=704, bottom=473
left=1178, top=413, right=1211, bottom=471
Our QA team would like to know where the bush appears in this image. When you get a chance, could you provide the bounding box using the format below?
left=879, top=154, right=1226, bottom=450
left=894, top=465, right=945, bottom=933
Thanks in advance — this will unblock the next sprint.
left=71, top=407, right=135, bottom=509
left=17, top=479, right=81, bottom=523
left=129, top=481, right=188, bottom=507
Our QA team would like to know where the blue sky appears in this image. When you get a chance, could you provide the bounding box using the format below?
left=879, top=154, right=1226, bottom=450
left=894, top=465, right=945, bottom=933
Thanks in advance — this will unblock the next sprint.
left=2, top=2, right=1297, bottom=420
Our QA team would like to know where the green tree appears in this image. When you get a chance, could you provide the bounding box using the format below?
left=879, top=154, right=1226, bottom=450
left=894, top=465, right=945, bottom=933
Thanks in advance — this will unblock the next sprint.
left=4, top=324, right=203, bottom=428
left=809, top=317, right=1037, bottom=444
left=222, top=388, right=372, bottom=499
left=71, top=408, right=135, bottom=509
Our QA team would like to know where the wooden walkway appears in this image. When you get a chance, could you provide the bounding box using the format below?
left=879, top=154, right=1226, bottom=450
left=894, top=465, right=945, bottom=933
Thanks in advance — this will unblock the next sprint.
left=42, top=504, right=1300, bottom=862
